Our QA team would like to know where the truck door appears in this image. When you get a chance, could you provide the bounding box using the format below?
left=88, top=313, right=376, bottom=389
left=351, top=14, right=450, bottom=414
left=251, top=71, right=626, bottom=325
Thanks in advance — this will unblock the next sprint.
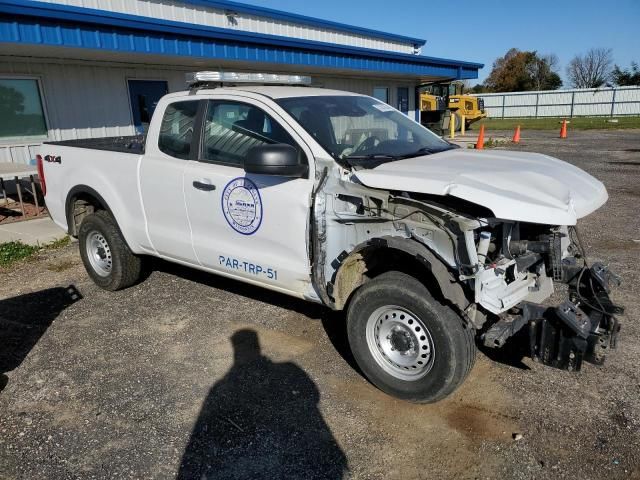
left=183, top=98, right=314, bottom=295
left=139, top=99, right=200, bottom=263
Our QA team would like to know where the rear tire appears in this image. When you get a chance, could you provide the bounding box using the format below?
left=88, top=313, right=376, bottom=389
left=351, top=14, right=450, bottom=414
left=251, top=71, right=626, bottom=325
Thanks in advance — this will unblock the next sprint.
left=78, top=210, right=142, bottom=291
left=346, top=271, right=476, bottom=403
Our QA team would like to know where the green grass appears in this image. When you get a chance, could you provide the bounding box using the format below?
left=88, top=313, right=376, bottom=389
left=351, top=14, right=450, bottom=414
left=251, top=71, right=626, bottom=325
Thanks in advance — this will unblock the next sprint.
left=476, top=116, right=640, bottom=131
left=46, top=235, right=71, bottom=250
left=0, top=236, right=71, bottom=268
left=0, top=241, right=39, bottom=267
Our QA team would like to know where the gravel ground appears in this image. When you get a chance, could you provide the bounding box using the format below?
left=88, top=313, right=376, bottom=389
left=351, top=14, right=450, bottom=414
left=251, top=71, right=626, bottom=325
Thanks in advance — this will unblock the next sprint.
left=0, top=129, right=638, bottom=480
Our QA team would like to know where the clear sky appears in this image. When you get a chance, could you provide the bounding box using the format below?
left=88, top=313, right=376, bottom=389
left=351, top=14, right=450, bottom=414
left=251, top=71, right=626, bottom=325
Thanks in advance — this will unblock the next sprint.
left=240, top=0, right=640, bottom=86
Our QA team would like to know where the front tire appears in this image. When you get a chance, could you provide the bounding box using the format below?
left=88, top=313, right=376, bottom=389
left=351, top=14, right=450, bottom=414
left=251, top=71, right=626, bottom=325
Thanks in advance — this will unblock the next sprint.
left=78, top=210, right=142, bottom=291
left=346, top=271, right=475, bottom=403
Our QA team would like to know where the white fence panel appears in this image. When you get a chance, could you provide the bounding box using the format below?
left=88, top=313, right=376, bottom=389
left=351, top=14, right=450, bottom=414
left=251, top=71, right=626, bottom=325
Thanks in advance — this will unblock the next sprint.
left=538, top=91, right=572, bottom=105
left=481, top=97, right=504, bottom=108
left=505, top=106, right=535, bottom=117
left=614, top=102, right=640, bottom=115
left=474, top=86, right=640, bottom=118
left=538, top=104, right=571, bottom=117
left=616, top=88, right=640, bottom=101
left=504, top=94, right=537, bottom=106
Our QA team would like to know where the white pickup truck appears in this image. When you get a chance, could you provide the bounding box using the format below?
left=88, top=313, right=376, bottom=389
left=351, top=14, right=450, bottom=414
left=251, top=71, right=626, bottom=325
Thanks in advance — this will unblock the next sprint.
left=38, top=72, right=622, bottom=402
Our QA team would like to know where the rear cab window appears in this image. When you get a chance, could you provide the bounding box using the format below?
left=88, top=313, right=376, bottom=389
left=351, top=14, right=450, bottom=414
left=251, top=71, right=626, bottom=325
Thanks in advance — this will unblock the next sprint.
left=158, top=101, right=199, bottom=159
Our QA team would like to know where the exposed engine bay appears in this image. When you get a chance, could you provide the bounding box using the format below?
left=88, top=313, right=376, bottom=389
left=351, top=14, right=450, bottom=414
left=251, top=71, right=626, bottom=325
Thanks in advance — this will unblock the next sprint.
left=317, top=181, right=623, bottom=372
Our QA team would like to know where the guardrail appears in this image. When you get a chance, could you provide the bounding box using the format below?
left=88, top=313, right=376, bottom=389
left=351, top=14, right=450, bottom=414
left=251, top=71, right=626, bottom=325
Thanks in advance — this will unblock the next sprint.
left=473, top=86, right=640, bottom=119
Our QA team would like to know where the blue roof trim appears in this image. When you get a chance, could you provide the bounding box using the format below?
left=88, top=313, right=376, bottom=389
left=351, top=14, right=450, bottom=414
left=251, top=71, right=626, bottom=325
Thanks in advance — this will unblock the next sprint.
left=0, top=1, right=482, bottom=79
left=2, top=1, right=483, bottom=70
left=179, top=0, right=427, bottom=47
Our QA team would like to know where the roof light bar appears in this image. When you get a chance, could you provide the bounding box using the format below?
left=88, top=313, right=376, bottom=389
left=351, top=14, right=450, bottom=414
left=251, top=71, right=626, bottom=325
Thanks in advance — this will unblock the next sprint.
left=186, top=71, right=312, bottom=86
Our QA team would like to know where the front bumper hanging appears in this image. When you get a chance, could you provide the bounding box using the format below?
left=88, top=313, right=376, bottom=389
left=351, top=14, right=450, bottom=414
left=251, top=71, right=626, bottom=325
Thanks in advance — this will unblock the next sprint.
left=482, top=262, right=623, bottom=371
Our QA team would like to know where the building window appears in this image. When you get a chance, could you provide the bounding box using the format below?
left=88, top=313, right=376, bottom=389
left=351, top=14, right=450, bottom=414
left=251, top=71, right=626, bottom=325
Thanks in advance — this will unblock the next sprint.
left=373, top=87, right=389, bottom=104
left=0, top=78, right=48, bottom=140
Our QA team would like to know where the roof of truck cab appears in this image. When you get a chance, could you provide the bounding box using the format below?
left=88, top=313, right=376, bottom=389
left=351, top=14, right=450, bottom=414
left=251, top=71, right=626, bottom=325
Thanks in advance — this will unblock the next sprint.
left=173, top=86, right=365, bottom=100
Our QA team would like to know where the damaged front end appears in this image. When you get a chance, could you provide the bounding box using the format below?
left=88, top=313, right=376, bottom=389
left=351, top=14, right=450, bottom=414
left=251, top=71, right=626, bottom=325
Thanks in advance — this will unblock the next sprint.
left=475, top=224, right=624, bottom=371
left=316, top=175, right=623, bottom=373
left=383, top=194, right=624, bottom=372
left=483, top=260, right=623, bottom=371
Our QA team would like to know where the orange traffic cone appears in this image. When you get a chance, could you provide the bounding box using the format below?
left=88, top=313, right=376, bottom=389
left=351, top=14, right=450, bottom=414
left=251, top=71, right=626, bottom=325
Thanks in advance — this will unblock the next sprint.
left=512, top=125, right=521, bottom=143
left=560, top=119, right=568, bottom=139
left=475, top=124, right=485, bottom=150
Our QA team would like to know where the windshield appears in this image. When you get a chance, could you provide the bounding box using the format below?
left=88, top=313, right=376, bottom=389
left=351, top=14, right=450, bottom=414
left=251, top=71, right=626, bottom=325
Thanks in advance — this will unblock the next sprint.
left=276, top=95, right=454, bottom=167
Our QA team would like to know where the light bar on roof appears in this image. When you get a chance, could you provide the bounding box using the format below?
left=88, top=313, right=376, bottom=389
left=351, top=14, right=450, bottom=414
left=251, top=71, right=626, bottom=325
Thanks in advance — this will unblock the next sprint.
left=186, top=71, right=312, bottom=86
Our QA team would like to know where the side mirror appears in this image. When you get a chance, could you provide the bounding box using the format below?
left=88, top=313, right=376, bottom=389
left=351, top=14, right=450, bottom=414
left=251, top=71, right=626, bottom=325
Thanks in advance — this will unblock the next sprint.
left=245, top=144, right=308, bottom=178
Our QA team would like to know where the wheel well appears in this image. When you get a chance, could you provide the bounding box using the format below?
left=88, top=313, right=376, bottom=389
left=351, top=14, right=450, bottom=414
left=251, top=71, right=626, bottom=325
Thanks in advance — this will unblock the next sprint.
left=66, top=188, right=108, bottom=237
left=332, top=245, right=451, bottom=311
left=366, top=247, right=446, bottom=302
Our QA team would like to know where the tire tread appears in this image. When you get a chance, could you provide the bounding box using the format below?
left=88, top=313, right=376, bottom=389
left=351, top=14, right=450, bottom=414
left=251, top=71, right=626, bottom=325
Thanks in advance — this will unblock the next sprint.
left=347, top=271, right=476, bottom=403
left=79, top=210, right=142, bottom=291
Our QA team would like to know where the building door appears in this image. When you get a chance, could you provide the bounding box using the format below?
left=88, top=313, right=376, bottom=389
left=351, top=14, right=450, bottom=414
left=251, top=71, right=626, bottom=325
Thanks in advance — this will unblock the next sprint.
left=128, top=80, right=168, bottom=134
left=397, top=87, right=409, bottom=115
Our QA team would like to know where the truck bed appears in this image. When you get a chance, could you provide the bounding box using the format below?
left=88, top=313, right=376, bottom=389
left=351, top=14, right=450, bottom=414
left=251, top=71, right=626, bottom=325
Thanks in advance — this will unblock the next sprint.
left=44, top=135, right=146, bottom=155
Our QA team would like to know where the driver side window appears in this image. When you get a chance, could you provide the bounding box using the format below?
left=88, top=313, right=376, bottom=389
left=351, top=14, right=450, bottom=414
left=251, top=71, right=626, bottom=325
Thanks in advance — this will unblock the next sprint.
left=201, top=101, right=299, bottom=167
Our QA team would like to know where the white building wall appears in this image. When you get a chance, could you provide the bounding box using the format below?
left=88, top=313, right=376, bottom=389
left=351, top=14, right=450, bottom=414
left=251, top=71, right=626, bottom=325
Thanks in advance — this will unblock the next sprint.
left=37, top=0, right=418, bottom=54
left=0, top=57, right=418, bottom=164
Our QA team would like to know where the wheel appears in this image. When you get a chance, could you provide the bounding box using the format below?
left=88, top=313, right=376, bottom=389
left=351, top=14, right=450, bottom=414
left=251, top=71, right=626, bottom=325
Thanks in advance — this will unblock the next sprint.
left=78, top=210, right=142, bottom=291
left=346, top=271, right=476, bottom=403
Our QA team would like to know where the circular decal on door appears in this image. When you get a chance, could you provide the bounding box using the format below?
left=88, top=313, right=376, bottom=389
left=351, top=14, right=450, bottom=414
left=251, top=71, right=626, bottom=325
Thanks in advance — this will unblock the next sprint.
left=221, top=177, right=263, bottom=235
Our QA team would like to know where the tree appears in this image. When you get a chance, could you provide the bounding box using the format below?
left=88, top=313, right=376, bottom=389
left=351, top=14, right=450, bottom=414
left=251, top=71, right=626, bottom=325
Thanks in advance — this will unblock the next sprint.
left=0, top=85, right=25, bottom=116
left=527, top=54, right=563, bottom=90
left=566, top=48, right=613, bottom=88
left=483, top=48, right=562, bottom=92
left=469, top=84, right=487, bottom=94
left=612, top=62, right=640, bottom=86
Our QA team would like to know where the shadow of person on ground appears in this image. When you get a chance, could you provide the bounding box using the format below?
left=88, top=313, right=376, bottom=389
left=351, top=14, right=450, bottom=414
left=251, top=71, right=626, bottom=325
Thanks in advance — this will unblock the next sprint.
left=148, top=258, right=327, bottom=320
left=177, top=329, right=348, bottom=480
left=150, top=258, right=359, bottom=373
left=0, top=285, right=82, bottom=392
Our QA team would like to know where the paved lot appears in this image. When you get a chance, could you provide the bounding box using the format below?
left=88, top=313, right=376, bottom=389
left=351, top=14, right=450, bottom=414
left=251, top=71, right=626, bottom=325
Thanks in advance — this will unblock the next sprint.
left=1, top=129, right=639, bottom=479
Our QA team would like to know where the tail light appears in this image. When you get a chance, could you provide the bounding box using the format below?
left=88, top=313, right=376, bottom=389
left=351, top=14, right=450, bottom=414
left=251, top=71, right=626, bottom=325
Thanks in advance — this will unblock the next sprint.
left=36, top=154, right=46, bottom=196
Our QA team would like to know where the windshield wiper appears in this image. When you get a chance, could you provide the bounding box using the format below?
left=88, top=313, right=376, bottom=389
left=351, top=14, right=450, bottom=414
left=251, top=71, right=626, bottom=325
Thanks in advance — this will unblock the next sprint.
left=342, top=153, right=400, bottom=168
left=399, top=145, right=456, bottom=159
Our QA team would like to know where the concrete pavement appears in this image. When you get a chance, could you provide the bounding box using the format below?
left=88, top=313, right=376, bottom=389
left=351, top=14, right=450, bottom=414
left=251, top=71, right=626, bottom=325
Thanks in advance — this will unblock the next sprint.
left=0, top=217, right=67, bottom=246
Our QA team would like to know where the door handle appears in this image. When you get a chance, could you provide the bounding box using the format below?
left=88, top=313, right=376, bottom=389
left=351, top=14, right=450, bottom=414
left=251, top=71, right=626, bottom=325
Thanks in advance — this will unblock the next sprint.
left=192, top=181, right=216, bottom=191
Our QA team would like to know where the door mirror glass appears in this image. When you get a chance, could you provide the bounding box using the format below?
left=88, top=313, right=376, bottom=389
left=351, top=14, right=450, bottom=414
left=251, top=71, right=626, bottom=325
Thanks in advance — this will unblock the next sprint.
left=245, top=144, right=308, bottom=178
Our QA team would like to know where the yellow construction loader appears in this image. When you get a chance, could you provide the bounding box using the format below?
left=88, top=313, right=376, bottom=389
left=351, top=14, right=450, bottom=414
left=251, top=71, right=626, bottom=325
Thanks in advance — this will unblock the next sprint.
left=419, top=82, right=486, bottom=133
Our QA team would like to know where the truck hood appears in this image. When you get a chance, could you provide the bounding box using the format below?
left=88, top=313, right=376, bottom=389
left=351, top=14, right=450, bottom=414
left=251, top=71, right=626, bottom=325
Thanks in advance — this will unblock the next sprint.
left=353, top=149, right=608, bottom=225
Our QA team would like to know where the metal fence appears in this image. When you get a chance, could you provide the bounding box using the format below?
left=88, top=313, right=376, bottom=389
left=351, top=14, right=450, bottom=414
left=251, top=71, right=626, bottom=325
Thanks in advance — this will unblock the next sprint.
left=473, top=86, right=640, bottom=119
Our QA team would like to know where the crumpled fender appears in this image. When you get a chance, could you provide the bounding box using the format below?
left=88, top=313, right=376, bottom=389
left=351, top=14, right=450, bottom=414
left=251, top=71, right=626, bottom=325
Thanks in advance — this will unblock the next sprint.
left=331, top=235, right=473, bottom=318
